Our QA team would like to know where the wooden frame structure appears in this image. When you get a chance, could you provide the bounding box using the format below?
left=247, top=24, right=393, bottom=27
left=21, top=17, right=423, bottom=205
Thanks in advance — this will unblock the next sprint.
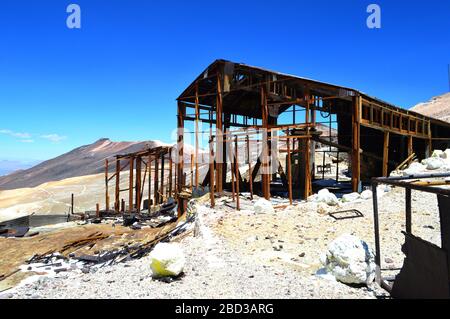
left=175, top=59, right=450, bottom=213
left=104, top=146, right=174, bottom=214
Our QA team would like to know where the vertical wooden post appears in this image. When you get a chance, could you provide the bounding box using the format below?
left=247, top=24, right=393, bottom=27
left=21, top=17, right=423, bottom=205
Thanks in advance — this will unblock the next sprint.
left=216, top=72, right=224, bottom=192
left=304, top=89, right=312, bottom=198
left=169, top=155, right=173, bottom=198
left=383, top=132, right=390, bottom=177
left=177, top=101, right=185, bottom=217
left=96, top=203, right=100, bottom=218
left=209, top=137, right=215, bottom=208
left=160, top=152, right=165, bottom=203
left=407, top=135, right=413, bottom=157
left=246, top=135, right=253, bottom=200
left=129, top=157, right=134, bottom=212
left=71, top=193, right=74, bottom=215
left=261, top=85, right=270, bottom=200
left=115, top=158, right=120, bottom=212
left=148, top=155, right=152, bottom=209
left=135, top=157, right=141, bottom=212
left=121, top=199, right=125, bottom=213
left=195, top=83, right=200, bottom=187
left=229, top=139, right=235, bottom=201
left=154, top=156, right=160, bottom=205
left=105, top=159, right=109, bottom=211
left=352, top=95, right=361, bottom=193
left=287, top=138, right=293, bottom=205
left=235, top=136, right=240, bottom=211
left=190, top=153, right=194, bottom=189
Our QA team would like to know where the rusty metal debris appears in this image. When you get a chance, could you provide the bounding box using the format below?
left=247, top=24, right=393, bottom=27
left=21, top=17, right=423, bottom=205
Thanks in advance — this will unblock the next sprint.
left=329, top=209, right=364, bottom=221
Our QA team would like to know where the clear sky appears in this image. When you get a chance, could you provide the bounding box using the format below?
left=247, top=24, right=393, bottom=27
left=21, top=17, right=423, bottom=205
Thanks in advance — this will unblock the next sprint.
left=0, top=0, right=449, bottom=161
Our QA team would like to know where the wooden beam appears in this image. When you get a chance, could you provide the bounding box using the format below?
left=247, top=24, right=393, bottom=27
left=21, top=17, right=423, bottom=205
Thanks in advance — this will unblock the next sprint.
left=382, top=132, right=390, bottom=177
left=135, top=157, right=142, bottom=212
left=105, top=159, right=109, bottom=211
left=352, top=95, right=362, bottom=192
left=148, top=154, right=152, bottom=209
left=115, top=159, right=120, bottom=212
left=129, top=157, right=134, bottom=211
left=177, top=101, right=185, bottom=217
left=246, top=135, right=253, bottom=200
left=407, top=135, right=413, bottom=157
left=216, top=72, right=224, bottom=192
left=287, top=138, right=293, bottom=205
left=154, top=156, right=159, bottom=205
left=160, top=153, right=165, bottom=203
left=209, top=137, right=215, bottom=208
left=195, top=83, right=200, bottom=187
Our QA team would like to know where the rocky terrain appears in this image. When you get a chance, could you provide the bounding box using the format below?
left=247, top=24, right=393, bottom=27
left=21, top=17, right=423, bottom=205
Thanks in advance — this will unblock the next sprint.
left=410, top=92, right=450, bottom=123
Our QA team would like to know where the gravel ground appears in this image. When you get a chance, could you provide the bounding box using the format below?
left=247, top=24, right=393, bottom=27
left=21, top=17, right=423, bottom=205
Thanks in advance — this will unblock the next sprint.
left=2, top=184, right=440, bottom=299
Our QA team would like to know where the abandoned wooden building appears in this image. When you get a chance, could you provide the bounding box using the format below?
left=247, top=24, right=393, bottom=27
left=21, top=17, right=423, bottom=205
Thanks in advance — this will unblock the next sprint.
left=175, top=59, right=450, bottom=211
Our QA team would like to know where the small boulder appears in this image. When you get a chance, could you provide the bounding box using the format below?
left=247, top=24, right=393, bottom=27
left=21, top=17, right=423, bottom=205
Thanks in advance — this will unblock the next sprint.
left=342, top=192, right=361, bottom=203
left=322, top=234, right=376, bottom=286
left=254, top=198, right=275, bottom=214
left=426, top=157, right=444, bottom=170
left=149, top=243, right=185, bottom=278
left=317, top=189, right=339, bottom=206
left=360, top=190, right=373, bottom=200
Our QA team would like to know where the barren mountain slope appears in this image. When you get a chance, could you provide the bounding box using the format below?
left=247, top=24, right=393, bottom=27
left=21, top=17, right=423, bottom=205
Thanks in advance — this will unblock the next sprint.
left=410, top=92, right=450, bottom=123
left=0, top=138, right=167, bottom=190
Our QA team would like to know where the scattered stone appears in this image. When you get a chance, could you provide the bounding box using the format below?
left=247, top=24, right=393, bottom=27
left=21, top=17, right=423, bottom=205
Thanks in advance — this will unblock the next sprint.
left=299, top=252, right=306, bottom=258
left=150, top=243, right=185, bottom=278
left=253, top=198, right=275, bottom=214
left=321, top=234, right=376, bottom=286
left=273, top=243, right=283, bottom=251
left=384, top=257, right=394, bottom=264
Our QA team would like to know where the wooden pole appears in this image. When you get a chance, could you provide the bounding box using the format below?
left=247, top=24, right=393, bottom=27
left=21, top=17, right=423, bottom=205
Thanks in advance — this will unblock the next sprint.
left=105, top=159, right=109, bottom=211
left=96, top=203, right=100, bottom=218
left=261, top=85, right=270, bottom=200
left=235, top=136, right=240, bottom=210
left=287, top=138, right=293, bottom=205
left=71, top=193, right=74, bottom=214
left=246, top=135, right=253, bottom=200
left=135, top=157, right=141, bottom=212
left=216, top=72, right=224, bottom=192
left=190, top=153, right=194, bottom=189
left=209, top=137, right=215, bottom=208
left=352, top=95, right=362, bottom=192
left=304, top=89, right=312, bottom=199
left=229, top=140, right=235, bottom=201
left=115, top=159, right=120, bottom=212
left=148, top=154, right=152, bottom=209
left=160, top=152, right=165, bottom=203
left=129, top=157, right=134, bottom=212
left=382, top=132, right=390, bottom=177
left=154, top=156, right=159, bottom=205
left=169, top=155, right=173, bottom=198
left=407, top=135, right=413, bottom=157
left=195, top=83, right=200, bottom=187
left=177, top=101, right=185, bottom=217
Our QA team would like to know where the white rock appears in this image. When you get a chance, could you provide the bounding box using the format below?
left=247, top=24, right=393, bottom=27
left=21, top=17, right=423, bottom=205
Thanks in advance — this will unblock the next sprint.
left=342, top=192, right=361, bottom=203
left=149, top=243, right=185, bottom=278
left=322, top=234, right=376, bottom=286
left=317, top=189, right=339, bottom=206
left=425, top=157, right=444, bottom=170
left=360, top=190, right=373, bottom=200
left=441, top=149, right=450, bottom=159
left=403, top=162, right=426, bottom=176
left=253, top=198, right=275, bottom=214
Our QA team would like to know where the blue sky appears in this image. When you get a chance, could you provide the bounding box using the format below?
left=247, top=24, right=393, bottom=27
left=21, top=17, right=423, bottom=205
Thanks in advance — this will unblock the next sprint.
left=0, top=0, right=449, bottom=161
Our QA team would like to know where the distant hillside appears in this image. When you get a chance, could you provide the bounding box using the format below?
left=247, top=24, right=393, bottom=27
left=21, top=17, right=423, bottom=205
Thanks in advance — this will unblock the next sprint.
left=0, top=138, right=169, bottom=190
left=410, top=92, right=450, bottom=123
